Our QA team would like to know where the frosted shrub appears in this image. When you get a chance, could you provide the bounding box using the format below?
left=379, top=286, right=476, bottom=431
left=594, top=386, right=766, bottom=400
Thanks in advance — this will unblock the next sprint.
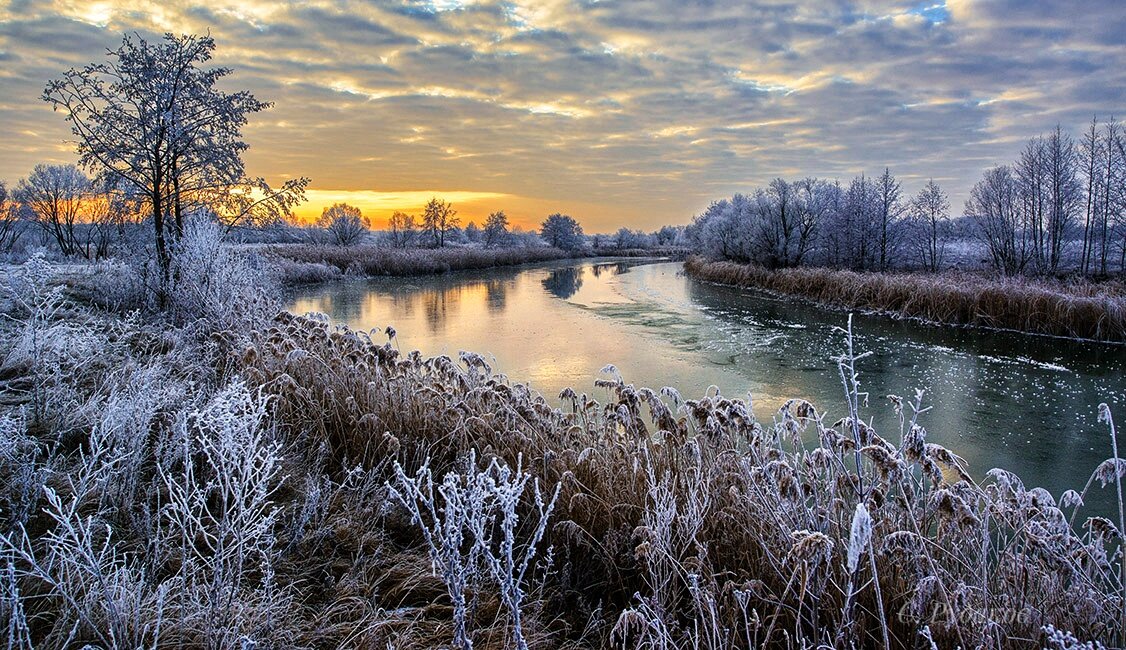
left=0, top=487, right=168, bottom=648
left=1, top=254, right=108, bottom=429
left=390, top=454, right=489, bottom=650
left=469, top=454, right=560, bottom=650
left=159, top=380, right=286, bottom=647
left=167, top=217, right=279, bottom=332
left=81, top=364, right=183, bottom=529
left=390, top=452, right=560, bottom=650
left=0, top=412, right=44, bottom=531
left=615, top=446, right=712, bottom=649
left=84, top=257, right=149, bottom=313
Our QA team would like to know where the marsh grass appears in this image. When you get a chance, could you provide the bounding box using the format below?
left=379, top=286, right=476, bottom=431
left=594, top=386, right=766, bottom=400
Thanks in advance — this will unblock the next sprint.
left=685, top=256, right=1126, bottom=342
left=0, top=254, right=1123, bottom=648
left=267, top=244, right=574, bottom=283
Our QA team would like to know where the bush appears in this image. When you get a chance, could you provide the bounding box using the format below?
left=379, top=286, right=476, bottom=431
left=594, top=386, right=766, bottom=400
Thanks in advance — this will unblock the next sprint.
left=167, top=217, right=280, bottom=331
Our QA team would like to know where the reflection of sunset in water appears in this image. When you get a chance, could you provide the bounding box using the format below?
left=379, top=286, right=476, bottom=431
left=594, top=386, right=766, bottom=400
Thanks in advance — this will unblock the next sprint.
left=288, top=259, right=1126, bottom=513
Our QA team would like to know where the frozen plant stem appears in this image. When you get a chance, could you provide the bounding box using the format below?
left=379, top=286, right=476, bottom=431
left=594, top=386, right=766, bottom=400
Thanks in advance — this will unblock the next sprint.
left=836, top=313, right=872, bottom=498
left=1098, top=404, right=1126, bottom=644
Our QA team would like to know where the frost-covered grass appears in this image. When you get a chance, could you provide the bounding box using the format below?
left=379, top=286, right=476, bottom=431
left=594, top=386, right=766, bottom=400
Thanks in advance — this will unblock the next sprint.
left=685, top=256, right=1126, bottom=342
left=0, top=249, right=1123, bottom=648
left=266, top=243, right=575, bottom=284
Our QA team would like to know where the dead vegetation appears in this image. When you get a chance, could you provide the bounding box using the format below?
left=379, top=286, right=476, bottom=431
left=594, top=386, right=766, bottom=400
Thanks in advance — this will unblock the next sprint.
left=266, top=244, right=574, bottom=284
left=0, top=251, right=1123, bottom=649
left=685, top=256, right=1126, bottom=342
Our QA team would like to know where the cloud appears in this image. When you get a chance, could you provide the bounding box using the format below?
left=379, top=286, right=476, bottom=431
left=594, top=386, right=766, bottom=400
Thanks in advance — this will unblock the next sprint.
left=0, top=0, right=1124, bottom=230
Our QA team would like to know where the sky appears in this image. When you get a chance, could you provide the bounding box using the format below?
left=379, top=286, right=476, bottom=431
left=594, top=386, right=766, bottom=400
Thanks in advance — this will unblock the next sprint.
left=1, top=0, right=1125, bottom=231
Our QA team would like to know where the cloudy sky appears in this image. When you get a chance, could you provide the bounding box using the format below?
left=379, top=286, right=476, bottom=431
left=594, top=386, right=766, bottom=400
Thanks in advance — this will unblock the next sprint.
left=1, top=0, right=1124, bottom=231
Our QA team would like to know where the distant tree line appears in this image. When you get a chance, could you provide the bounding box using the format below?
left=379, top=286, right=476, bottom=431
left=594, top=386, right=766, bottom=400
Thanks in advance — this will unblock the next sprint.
left=687, top=171, right=951, bottom=272
left=689, top=119, right=1126, bottom=277
left=284, top=199, right=687, bottom=253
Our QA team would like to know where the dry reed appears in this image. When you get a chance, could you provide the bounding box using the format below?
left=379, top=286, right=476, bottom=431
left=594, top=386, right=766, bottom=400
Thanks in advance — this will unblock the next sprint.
left=267, top=244, right=574, bottom=283
left=685, top=256, right=1126, bottom=342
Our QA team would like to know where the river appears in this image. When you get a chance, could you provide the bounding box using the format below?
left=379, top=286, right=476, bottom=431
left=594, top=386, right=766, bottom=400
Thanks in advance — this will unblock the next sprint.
left=288, top=258, right=1126, bottom=507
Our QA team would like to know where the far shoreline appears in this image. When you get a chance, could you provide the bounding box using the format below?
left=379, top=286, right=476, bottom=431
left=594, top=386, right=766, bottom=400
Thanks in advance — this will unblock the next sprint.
left=262, top=242, right=688, bottom=286
left=682, top=256, right=1126, bottom=344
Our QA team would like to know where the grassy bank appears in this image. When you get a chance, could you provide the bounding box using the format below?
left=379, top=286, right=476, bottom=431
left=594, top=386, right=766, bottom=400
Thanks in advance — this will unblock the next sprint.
left=266, top=244, right=687, bottom=286
left=685, top=256, right=1126, bottom=342
left=0, top=247, right=1122, bottom=648
left=266, top=244, right=575, bottom=284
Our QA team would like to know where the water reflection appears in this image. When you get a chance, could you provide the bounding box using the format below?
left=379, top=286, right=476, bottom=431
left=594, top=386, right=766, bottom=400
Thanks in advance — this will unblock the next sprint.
left=542, top=267, right=584, bottom=299
left=288, top=259, right=1126, bottom=511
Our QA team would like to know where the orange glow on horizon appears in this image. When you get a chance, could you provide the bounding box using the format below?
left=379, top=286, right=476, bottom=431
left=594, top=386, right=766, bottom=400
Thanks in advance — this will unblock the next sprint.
left=290, top=188, right=609, bottom=232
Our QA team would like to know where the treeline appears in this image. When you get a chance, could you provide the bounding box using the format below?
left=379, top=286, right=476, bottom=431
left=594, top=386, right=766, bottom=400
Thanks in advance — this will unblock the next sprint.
left=293, top=198, right=687, bottom=253
left=0, top=165, right=143, bottom=260
left=971, top=120, right=1126, bottom=276
left=0, top=172, right=689, bottom=263
left=689, top=119, right=1126, bottom=277
left=686, top=171, right=951, bottom=272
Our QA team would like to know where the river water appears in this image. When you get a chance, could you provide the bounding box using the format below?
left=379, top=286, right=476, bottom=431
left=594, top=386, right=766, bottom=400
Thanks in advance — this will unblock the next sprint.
left=288, top=258, right=1126, bottom=505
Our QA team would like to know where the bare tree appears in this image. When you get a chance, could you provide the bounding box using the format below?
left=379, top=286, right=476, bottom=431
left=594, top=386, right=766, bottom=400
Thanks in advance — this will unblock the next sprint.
left=1044, top=125, right=1082, bottom=273
left=0, top=181, right=25, bottom=252
left=1014, top=131, right=1080, bottom=274
left=1100, top=119, right=1122, bottom=274
left=1080, top=117, right=1102, bottom=274
left=317, top=203, right=369, bottom=246
left=967, top=166, right=1029, bottom=275
left=422, top=198, right=458, bottom=248
left=1016, top=136, right=1048, bottom=271
left=43, top=32, right=308, bottom=277
left=388, top=211, right=417, bottom=248
left=909, top=180, right=949, bottom=272
left=15, top=164, right=92, bottom=257
left=875, top=168, right=904, bottom=270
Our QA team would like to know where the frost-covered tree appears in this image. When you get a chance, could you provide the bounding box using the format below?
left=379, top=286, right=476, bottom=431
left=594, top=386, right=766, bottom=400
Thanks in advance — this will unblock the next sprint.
left=464, top=221, right=481, bottom=243
left=686, top=195, right=755, bottom=261
left=540, top=213, right=585, bottom=250
left=908, top=180, right=949, bottom=272
left=43, top=32, right=308, bottom=276
left=652, top=225, right=683, bottom=246
left=15, top=164, right=92, bottom=257
left=967, top=166, right=1029, bottom=275
left=613, top=227, right=652, bottom=250
left=483, top=210, right=510, bottom=248
left=749, top=178, right=822, bottom=269
left=388, top=210, right=418, bottom=248
left=874, top=168, right=904, bottom=270
left=1043, top=126, right=1082, bottom=273
left=843, top=174, right=881, bottom=270
left=422, top=198, right=458, bottom=248
left=317, top=202, right=369, bottom=246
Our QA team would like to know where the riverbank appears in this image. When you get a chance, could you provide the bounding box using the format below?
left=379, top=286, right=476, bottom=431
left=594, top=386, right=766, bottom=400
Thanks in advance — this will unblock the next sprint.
left=266, top=243, right=574, bottom=284
left=266, top=243, right=689, bottom=286
left=1, top=250, right=1120, bottom=648
left=684, top=256, right=1126, bottom=343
